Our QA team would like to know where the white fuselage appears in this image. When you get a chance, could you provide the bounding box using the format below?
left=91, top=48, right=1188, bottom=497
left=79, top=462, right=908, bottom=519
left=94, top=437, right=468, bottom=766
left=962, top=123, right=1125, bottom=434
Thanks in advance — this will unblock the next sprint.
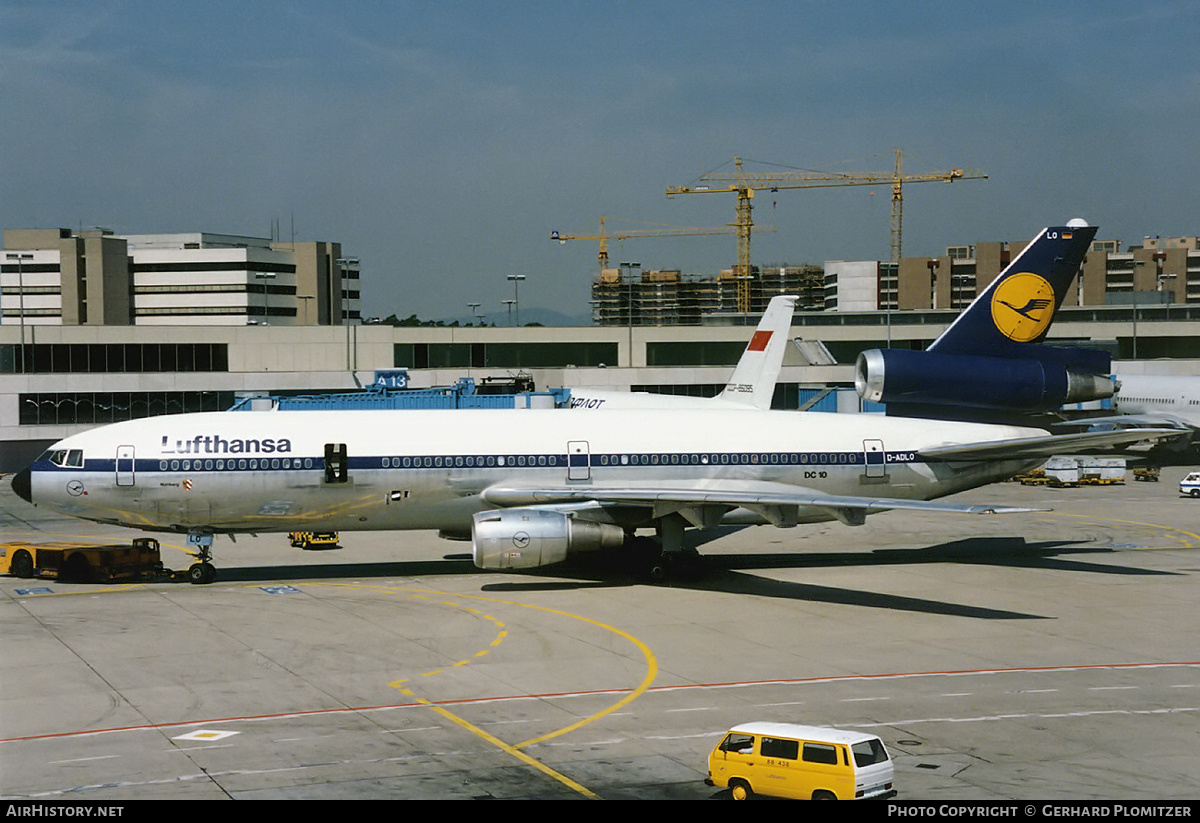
left=24, top=408, right=1043, bottom=536
left=565, top=389, right=756, bottom=411
left=1112, top=374, right=1200, bottom=428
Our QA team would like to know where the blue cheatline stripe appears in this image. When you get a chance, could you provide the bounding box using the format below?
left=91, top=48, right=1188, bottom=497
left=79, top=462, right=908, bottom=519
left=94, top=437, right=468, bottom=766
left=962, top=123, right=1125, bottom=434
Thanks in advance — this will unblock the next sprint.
left=54, top=449, right=922, bottom=476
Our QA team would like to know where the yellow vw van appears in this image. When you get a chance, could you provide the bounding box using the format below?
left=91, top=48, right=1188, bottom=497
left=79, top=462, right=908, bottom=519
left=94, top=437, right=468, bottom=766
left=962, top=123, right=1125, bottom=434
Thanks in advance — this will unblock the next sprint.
left=707, top=722, right=895, bottom=800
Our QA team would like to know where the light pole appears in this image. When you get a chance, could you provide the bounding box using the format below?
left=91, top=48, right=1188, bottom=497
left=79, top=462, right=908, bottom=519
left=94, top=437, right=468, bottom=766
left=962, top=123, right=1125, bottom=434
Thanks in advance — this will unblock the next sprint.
left=619, top=262, right=631, bottom=325
left=882, top=260, right=897, bottom=347
left=297, top=294, right=315, bottom=325
left=951, top=273, right=973, bottom=310
left=253, top=271, right=275, bottom=325
left=927, top=258, right=940, bottom=310
left=5, top=252, right=31, bottom=369
left=1158, top=272, right=1177, bottom=324
left=506, top=274, right=525, bottom=326
left=467, top=302, right=483, bottom=325
left=336, top=258, right=359, bottom=324
left=619, top=262, right=641, bottom=326
left=502, top=299, right=516, bottom=326
left=1132, top=260, right=1145, bottom=359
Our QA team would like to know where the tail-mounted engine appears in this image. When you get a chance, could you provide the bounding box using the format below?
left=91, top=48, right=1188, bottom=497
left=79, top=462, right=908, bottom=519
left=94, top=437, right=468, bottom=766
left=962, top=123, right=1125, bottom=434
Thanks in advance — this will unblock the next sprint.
left=472, top=508, right=625, bottom=570
left=856, top=347, right=1114, bottom=413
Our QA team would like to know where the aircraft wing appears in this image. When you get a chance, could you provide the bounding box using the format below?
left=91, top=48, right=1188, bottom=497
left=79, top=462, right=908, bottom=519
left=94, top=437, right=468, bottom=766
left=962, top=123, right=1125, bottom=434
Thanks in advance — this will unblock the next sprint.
left=480, top=427, right=1177, bottom=527
left=481, top=479, right=1042, bottom=528
left=918, top=427, right=1182, bottom=462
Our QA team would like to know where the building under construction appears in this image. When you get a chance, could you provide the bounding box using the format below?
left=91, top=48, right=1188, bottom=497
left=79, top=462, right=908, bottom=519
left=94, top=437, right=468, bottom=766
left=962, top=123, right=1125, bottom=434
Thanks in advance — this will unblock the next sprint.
left=591, top=262, right=825, bottom=325
left=592, top=232, right=1200, bottom=325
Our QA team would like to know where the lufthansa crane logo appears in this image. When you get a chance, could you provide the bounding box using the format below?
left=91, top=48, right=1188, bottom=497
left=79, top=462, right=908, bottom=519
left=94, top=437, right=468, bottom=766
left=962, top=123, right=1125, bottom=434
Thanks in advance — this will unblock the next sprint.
left=991, top=272, right=1056, bottom=342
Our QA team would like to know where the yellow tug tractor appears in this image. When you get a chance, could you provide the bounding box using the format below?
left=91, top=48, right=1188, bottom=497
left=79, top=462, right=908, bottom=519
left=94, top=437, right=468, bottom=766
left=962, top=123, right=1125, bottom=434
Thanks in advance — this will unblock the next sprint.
left=288, top=531, right=340, bottom=550
left=1, top=538, right=172, bottom=583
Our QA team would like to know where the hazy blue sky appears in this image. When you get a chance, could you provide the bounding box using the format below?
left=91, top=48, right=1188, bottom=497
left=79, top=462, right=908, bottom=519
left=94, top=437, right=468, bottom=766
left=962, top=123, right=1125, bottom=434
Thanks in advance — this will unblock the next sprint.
left=3, top=1, right=1197, bottom=322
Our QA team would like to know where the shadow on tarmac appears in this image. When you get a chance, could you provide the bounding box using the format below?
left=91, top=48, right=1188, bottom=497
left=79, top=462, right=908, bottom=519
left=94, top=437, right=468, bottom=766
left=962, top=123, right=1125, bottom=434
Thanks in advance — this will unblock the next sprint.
left=199, top=533, right=1181, bottom=621
left=29, top=533, right=1179, bottom=621
left=479, top=534, right=1181, bottom=620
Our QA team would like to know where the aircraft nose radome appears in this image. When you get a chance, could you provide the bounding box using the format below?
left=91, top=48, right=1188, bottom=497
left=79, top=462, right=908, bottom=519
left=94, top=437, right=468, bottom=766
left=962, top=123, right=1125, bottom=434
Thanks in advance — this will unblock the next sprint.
left=11, top=467, right=32, bottom=504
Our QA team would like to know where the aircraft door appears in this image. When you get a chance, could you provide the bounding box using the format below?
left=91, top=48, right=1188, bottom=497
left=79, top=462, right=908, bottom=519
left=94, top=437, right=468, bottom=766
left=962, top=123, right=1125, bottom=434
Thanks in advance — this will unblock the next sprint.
left=324, top=443, right=348, bottom=484
left=116, top=445, right=136, bottom=487
left=567, top=440, right=590, bottom=481
left=863, top=439, right=886, bottom=479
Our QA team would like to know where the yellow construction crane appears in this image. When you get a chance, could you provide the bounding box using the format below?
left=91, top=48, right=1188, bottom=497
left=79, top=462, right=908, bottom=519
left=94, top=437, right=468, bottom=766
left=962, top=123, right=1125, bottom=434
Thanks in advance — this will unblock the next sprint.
left=667, top=151, right=987, bottom=311
left=551, top=216, right=772, bottom=278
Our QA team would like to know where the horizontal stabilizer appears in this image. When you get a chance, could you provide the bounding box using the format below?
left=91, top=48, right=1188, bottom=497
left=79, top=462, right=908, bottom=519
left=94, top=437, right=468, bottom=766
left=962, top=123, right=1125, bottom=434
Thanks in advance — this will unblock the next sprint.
left=1059, top=413, right=1194, bottom=432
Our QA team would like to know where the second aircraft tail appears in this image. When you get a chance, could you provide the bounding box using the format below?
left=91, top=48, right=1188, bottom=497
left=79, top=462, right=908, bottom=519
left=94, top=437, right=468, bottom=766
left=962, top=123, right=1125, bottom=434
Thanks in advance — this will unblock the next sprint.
left=717, top=294, right=798, bottom=410
left=856, top=219, right=1113, bottom=420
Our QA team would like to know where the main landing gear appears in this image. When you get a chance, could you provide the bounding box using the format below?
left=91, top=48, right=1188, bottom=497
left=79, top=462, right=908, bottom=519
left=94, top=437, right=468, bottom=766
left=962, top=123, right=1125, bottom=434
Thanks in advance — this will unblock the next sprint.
left=647, top=547, right=705, bottom=583
left=186, top=531, right=218, bottom=585
left=642, top=514, right=706, bottom=583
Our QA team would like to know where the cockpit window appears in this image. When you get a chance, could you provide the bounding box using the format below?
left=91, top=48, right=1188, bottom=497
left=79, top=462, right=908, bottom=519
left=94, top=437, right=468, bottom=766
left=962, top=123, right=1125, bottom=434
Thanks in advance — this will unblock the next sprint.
left=46, top=449, right=84, bottom=467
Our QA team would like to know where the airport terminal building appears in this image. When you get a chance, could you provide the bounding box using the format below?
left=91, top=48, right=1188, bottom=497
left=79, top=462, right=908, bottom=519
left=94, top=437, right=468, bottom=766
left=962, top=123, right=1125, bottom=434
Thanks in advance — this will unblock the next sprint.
left=1, top=228, right=360, bottom=328
left=3, top=225, right=1199, bottom=471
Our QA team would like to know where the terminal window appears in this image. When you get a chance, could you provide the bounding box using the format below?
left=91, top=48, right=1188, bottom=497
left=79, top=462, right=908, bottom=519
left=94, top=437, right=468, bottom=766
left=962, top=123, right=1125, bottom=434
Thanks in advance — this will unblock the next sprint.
left=2, top=343, right=229, bottom=374
left=396, top=341, right=618, bottom=369
left=19, top=391, right=236, bottom=425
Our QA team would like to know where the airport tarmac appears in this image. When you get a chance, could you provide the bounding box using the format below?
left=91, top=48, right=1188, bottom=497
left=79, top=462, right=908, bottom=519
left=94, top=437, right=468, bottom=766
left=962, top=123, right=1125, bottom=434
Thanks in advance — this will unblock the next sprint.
left=1, top=466, right=1198, bottom=800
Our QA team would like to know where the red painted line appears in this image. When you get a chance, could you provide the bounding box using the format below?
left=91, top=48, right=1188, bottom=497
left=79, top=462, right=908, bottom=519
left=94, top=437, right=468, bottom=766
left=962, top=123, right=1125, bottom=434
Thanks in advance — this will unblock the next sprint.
left=4, top=661, right=1196, bottom=745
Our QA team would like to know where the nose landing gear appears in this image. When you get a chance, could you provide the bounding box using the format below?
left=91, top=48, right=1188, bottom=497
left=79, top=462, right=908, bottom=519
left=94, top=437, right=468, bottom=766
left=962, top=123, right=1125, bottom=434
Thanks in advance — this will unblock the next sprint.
left=186, top=531, right=218, bottom=585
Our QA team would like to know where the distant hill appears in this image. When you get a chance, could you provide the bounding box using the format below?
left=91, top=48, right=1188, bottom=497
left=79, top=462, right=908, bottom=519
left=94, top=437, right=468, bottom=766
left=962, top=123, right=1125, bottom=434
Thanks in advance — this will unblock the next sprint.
left=496, top=307, right=593, bottom=327
left=373, top=307, right=593, bottom=328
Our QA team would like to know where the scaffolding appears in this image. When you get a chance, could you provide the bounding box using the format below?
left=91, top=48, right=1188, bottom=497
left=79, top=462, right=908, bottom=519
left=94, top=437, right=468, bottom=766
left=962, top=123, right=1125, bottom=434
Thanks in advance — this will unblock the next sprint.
left=591, top=263, right=823, bottom=325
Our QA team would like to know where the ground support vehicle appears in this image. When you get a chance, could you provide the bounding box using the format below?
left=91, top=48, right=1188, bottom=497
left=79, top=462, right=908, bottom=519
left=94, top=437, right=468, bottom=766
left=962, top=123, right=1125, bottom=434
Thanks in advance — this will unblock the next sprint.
left=288, top=531, right=340, bottom=550
left=1043, top=455, right=1126, bottom=488
left=707, top=722, right=895, bottom=800
left=1, top=538, right=173, bottom=583
left=1181, top=471, right=1200, bottom=498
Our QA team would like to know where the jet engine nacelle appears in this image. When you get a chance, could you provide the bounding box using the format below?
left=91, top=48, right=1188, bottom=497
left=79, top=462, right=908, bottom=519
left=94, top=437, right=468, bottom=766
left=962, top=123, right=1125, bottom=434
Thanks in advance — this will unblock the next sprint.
left=471, top=508, right=625, bottom=570
left=856, top=348, right=1115, bottom=412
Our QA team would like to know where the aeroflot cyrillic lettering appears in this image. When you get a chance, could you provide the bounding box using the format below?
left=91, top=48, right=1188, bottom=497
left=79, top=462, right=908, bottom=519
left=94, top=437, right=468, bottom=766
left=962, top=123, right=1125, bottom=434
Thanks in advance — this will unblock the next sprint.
left=161, top=435, right=293, bottom=455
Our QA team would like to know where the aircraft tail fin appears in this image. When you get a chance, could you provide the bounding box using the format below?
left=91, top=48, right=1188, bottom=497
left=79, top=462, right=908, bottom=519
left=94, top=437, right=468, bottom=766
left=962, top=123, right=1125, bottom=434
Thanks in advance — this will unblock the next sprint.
left=717, top=295, right=798, bottom=409
left=928, top=221, right=1097, bottom=356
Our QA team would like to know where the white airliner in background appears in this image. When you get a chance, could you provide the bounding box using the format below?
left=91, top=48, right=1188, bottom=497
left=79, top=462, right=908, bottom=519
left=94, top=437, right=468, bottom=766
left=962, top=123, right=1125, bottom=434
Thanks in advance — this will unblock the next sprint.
left=1100, top=374, right=1200, bottom=458
left=11, top=402, right=1174, bottom=583
left=567, top=295, right=797, bottom=411
left=1110, top=374, right=1200, bottom=430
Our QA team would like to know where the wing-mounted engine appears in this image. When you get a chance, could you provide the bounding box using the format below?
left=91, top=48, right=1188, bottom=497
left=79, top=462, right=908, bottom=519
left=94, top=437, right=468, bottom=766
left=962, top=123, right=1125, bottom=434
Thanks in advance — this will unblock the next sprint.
left=471, top=508, right=625, bottom=570
left=856, top=347, right=1114, bottom=413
